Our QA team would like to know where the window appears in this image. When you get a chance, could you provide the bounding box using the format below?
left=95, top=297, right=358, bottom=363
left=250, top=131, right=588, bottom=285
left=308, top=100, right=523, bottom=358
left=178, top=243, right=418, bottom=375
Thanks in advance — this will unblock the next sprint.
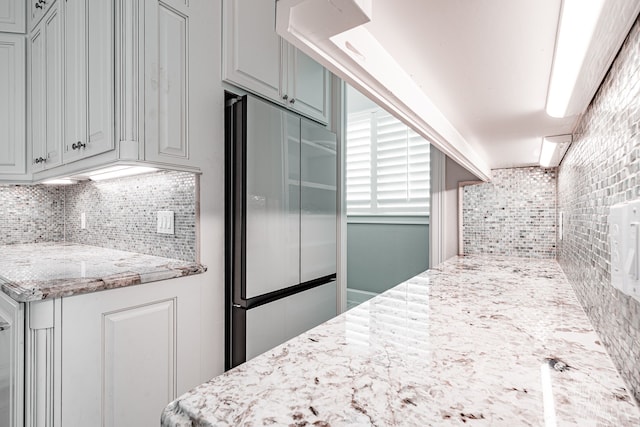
left=346, top=109, right=430, bottom=215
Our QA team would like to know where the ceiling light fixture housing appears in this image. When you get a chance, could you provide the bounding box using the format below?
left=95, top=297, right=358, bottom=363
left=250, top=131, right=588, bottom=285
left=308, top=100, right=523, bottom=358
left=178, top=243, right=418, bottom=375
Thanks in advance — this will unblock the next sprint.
left=41, top=178, right=77, bottom=185
left=539, top=135, right=572, bottom=167
left=546, top=0, right=640, bottom=118
left=85, top=166, right=159, bottom=181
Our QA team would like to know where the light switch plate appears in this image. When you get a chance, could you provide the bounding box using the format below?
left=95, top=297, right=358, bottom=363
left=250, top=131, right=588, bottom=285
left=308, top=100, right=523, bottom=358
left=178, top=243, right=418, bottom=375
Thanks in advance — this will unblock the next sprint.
left=609, top=202, right=626, bottom=292
left=157, top=211, right=175, bottom=235
left=609, top=200, right=640, bottom=302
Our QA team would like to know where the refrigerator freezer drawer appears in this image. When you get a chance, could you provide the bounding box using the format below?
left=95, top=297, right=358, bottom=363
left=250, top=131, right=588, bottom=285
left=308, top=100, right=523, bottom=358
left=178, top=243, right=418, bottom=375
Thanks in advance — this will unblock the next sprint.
left=245, top=281, right=336, bottom=361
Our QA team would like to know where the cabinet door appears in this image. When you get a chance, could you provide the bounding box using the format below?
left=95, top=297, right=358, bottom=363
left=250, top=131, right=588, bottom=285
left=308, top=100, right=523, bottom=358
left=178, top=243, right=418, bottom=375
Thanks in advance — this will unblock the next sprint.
left=42, top=4, right=62, bottom=169
left=0, top=292, right=24, bottom=427
left=0, top=34, right=26, bottom=176
left=287, top=46, right=330, bottom=124
left=300, top=120, right=337, bottom=282
left=29, top=23, right=46, bottom=170
left=30, top=3, right=62, bottom=171
left=63, top=0, right=114, bottom=164
left=0, top=0, right=25, bottom=33
left=61, top=277, right=202, bottom=427
left=222, top=0, right=284, bottom=103
left=144, top=0, right=191, bottom=165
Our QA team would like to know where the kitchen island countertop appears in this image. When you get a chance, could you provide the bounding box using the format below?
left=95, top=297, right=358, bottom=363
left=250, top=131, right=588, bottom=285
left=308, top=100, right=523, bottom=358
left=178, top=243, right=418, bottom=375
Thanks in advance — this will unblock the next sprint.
left=0, top=242, right=206, bottom=302
left=162, top=255, right=640, bottom=426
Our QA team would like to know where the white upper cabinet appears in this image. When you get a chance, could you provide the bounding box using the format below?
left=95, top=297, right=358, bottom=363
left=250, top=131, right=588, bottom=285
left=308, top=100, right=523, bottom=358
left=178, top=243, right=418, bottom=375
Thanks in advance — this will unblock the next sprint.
left=143, top=0, right=192, bottom=166
left=222, top=0, right=282, bottom=102
left=223, top=0, right=330, bottom=124
left=63, top=0, right=114, bottom=164
left=29, top=2, right=63, bottom=172
left=27, top=0, right=55, bottom=32
left=286, top=46, right=330, bottom=125
left=0, top=0, right=25, bottom=33
left=0, top=34, right=26, bottom=177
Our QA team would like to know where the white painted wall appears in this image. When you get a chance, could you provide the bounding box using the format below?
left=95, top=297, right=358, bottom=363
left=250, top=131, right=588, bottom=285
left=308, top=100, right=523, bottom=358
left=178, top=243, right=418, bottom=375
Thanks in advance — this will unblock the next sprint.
left=186, top=0, right=225, bottom=379
left=444, top=157, right=479, bottom=260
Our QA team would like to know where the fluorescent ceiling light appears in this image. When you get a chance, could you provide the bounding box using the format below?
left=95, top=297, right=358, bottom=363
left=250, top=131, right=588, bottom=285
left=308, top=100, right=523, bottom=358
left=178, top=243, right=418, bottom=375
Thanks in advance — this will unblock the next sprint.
left=546, top=0, right=606, bottom=118
left=87, top=166, right=158, bottom=181
left=539, top=135, right=572, bottom=167
left=41, top=178, right=77, bottom=185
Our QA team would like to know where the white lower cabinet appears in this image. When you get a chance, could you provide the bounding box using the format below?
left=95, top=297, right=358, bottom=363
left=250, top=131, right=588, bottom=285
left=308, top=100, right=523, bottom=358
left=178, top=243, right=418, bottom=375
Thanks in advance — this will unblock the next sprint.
left=0, top=291, right=24, bottom=427
left=22, top=276, right=204, bottom=427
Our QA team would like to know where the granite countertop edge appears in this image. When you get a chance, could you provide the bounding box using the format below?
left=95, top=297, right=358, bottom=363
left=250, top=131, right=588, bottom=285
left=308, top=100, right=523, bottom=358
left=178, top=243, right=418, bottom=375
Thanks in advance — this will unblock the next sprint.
left=0, top=243, right=207, bottom=303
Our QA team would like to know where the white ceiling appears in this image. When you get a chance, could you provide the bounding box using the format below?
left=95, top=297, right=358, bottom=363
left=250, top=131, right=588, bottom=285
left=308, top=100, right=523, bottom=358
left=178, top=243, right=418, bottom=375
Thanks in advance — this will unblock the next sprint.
left=276, top=0, right=639, bottom=176
left=360, top=0, right=576, bottom=169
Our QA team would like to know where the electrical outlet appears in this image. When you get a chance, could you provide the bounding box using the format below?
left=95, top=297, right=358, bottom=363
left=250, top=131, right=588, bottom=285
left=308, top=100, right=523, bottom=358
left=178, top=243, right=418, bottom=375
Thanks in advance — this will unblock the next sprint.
left=81, top=212, right=86, bottom=229
left=558, top=212, right=563, bottom=241
left=157, top=211, right=175, bottom=235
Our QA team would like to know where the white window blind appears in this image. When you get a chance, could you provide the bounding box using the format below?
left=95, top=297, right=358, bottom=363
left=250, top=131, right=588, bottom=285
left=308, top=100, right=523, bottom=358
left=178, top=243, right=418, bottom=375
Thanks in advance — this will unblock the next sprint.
left=346, top=109, right=430, bottom=215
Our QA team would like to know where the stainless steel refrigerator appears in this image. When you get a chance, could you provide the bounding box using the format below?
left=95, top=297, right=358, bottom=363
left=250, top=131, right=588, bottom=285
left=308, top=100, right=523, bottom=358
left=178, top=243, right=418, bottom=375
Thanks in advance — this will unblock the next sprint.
left=225, top=94, right=337, bottom=369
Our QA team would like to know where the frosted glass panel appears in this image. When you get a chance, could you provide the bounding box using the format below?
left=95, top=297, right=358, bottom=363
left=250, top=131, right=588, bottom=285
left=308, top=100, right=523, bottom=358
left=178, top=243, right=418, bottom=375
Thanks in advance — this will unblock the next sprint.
left=300, top=120, right=337, bottom=282
left=245, top=97, right=301, bottom=298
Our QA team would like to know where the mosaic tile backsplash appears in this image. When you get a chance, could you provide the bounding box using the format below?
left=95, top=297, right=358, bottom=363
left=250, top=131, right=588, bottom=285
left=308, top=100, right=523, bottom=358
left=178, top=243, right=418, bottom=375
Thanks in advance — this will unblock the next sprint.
left=0, top=185, right=65, bottom=245
left=0, top=171, right=198, bottom=262
left=65, top=170, right=198, bottom=262
left=462, top=167, right=557, bottom=259
left=557, top=18, right=640, bottom=404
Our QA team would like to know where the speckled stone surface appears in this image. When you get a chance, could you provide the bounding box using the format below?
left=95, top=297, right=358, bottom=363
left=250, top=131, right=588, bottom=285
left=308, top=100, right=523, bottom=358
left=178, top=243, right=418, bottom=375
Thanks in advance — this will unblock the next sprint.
left=162, top=255, right=640, bottom=426
left=0, top=242, right=206, bottom=302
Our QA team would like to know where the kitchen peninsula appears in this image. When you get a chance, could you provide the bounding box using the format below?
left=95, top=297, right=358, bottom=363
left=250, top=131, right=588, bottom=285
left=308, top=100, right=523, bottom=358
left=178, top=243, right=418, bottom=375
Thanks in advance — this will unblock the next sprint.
left=0, top=241, right=207, bottom=426
left=162, top=255, right=640, bottom=426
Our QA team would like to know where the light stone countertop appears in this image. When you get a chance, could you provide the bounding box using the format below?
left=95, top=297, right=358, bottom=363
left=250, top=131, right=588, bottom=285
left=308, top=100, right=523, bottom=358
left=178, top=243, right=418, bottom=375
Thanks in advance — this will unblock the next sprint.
left=162, top=255, right=640, bottom=426
left=0, top=242, right=206, bottom=302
